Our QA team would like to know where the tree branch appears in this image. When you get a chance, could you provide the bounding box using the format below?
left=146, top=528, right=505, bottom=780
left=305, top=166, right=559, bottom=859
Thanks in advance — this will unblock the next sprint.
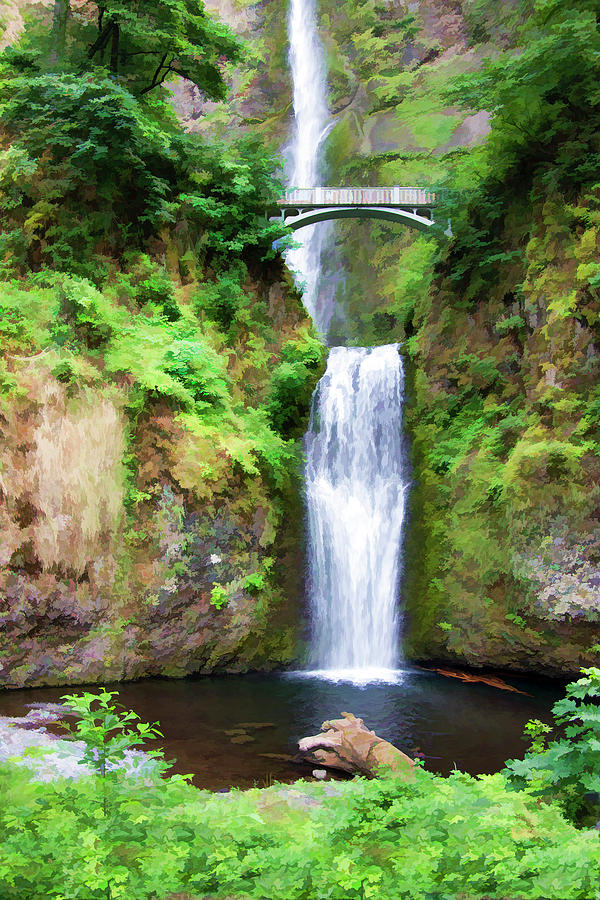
left=120, top=49, right=163, bottom=57
left=138, top=52, right=169, bottom=96
left=98, top=5, right=105, bottom=61
left=88, top=21, right=113, bottom=58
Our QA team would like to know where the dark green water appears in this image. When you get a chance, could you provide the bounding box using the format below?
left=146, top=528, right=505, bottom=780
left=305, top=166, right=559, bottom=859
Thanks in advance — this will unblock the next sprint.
left=0, top=668, right=563, bottom=790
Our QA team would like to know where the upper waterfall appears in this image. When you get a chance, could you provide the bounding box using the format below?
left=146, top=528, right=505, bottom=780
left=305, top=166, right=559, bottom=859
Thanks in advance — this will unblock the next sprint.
left=285, top=0, right=334, bottom=335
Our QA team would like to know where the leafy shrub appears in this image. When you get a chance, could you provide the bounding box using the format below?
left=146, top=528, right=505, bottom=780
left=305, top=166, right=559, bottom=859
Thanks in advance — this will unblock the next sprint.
left=0, top=74, right=287, bottom=275
left=192, top=263, right=250, bottom=331
left=243, top=572, right=266, bottom=593
left=162, top=340, right=230, bottom=407
left=0, top=75, right=176, bottom=272
left=105, top=255, right=182, bottom=320
left=1, top=745, right=599, bottom=899
left=505, top=612, right=527, bottom=629
left=0, top=690, right=193, bottom=900
left=504, top=667, right=600, bottom=824
left=209, top=583, right=229, bottom=609
left=267, top=334, right=326, bottom=437
left=136, top=271, right=181, bottom=322
left=52, top=275, right=115, bottom=349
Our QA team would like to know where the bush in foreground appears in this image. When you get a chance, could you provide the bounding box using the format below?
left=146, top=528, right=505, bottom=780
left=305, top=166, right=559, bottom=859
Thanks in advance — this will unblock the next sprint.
left=1, top=680, right=599, bottom=899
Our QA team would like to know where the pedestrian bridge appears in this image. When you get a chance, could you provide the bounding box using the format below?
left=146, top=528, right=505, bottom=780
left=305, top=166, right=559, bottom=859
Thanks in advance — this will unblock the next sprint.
left=271, top=187, right=448, bottom=234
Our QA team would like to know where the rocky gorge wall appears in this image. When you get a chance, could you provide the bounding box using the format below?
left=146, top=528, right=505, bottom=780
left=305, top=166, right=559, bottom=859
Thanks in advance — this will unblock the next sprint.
left=2, top=0, right=599, bottom=686
left=198, top=0, right=600, bottom=676
left=0, top=261, right=324, bottom=689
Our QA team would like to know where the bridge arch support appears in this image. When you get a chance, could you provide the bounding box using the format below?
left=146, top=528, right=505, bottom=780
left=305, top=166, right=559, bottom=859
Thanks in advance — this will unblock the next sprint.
left=270, top=187, right=451, bottom=236
left=280, top=205, right=435, bottom=233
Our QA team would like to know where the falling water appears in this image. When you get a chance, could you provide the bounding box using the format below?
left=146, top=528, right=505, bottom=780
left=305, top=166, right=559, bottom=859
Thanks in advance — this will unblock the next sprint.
left=304, top=346, right=409, bottom=682
left=286, top=0, right=409, bottom=682
left=285, top=0, right=335, bottom=335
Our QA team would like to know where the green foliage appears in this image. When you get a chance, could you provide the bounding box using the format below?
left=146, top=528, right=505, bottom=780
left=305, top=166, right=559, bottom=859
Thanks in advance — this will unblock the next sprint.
left=105, top=253, right=183, bottom=321
left=192, top=261, right=250, bottom=331
left=176, top=134, right=288, bottom=260
left=0, top=75, right=174, bottom=272
left=267, top=334, right=326, bottom=437
left=495, top=313, right=526, bottom=335
left=58, top=689, right=168, bottom=779
left=5, top=679, right=600, bottom=898
left=1, top=742, right=599, bottom=900
left=243, top=572, right=266, bottom=593
left=81, top=0, right=240, bottom=97
left=209, top=583, right=229, bottom=609
left=461, top=0, right=528, bottom=48
left=0, top=69, right=286, bottom=274
left=163, top=340, right=229, bottom=408
left=0, top=281, right=56, bottom=353
left=504, top=667, right=600, bottom=823
left=450, top=0, right=600, bottom=193
left=0, top=690, right=194, bottom=900
left=52, top=274, right=116, bottom=349
left=522, top=718, right=553, bottom=754
left=3, top=0, right=240, bottom=99
left=443, top=0, right=600, bottom=284
left=135, top=269, right=181, bottom=322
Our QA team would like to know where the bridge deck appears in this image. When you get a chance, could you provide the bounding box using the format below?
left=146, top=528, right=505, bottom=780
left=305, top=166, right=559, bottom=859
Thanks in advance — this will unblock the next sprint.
left=278, top=187, right=436, bottom=207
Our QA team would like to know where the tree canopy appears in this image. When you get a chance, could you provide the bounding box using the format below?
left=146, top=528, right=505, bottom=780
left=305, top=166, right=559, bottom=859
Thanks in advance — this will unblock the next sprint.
left=0, top=0, right=285, bottom=275
left=7, top=0, right=240, bottom=100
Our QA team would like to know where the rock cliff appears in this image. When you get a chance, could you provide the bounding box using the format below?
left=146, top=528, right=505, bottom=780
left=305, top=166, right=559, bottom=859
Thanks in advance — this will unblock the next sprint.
left=197, top=0, right=600, bottom=675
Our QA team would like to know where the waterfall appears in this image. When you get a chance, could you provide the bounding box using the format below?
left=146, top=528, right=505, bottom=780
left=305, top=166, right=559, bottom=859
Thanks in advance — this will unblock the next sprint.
left=286, top=0, right=408, bottom=683
left=304, top=346, right=408, bottom=681
left=285, top=0, right=334, bottom=335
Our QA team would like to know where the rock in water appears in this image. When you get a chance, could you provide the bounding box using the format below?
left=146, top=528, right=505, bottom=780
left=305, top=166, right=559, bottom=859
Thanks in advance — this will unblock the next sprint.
left=297, top=712, right=415, bottom=780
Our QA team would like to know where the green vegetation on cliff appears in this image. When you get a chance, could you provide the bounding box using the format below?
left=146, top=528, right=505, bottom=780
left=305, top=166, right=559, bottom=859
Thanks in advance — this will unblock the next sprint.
left=399, top=0, right=600, bottom=673
left=0, top=0, right=325, bottom=689
left=219, top=0, right=600, bottom=674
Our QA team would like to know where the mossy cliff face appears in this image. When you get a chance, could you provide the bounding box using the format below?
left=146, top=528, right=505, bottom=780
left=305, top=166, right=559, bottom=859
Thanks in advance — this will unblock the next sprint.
left=0, top=0, right=325, bottom=689
left=203, top=0, right=600, bottom=675
left=0, top=263, right=325, bottom=689
left=401, top=195, right=600, bottom=676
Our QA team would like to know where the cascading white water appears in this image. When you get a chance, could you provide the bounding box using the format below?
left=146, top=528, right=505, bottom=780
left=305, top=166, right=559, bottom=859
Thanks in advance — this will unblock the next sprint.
left=304, top=345, right=409, bottom=681
left=286, top=0, right=409, bottom=682
left=285, top=0, right=335, bottom=335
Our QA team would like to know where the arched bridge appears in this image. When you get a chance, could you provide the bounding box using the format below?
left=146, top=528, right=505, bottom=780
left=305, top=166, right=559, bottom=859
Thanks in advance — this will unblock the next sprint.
left=270, top=187, right=450, bottom=234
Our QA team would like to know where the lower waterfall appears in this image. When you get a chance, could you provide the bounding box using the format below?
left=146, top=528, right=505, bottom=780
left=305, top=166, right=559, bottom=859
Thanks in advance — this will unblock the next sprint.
left=304, top=344, right=409, bottom=682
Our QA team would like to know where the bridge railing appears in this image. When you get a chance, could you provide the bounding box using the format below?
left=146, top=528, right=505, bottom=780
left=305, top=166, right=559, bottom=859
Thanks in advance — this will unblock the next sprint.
left=279, top=187, right=436, bottom=207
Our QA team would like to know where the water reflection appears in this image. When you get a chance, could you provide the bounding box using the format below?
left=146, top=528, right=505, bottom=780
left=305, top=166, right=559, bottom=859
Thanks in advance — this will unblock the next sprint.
left=0, top=668, right=563, bottom=790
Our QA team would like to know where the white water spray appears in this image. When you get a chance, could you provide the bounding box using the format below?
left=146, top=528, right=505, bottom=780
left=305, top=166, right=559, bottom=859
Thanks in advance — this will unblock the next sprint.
left=285, top=0, right=335, bottom=335
left=304, top=346, right=409, bottom=681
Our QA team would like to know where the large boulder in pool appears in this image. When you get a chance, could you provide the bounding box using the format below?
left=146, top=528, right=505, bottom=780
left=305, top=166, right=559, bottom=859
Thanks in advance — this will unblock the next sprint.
left=297, top=712, right=415, bottom=780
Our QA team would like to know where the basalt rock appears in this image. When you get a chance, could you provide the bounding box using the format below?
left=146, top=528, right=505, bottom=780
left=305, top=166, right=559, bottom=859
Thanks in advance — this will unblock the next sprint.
left=297, top=712, right=415, bottom=780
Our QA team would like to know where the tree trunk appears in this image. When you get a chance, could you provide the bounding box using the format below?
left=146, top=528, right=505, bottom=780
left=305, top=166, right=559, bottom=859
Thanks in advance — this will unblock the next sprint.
left=110, top=20, right=119, bottom=75
left=50, top=0, right=69, bottom=63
